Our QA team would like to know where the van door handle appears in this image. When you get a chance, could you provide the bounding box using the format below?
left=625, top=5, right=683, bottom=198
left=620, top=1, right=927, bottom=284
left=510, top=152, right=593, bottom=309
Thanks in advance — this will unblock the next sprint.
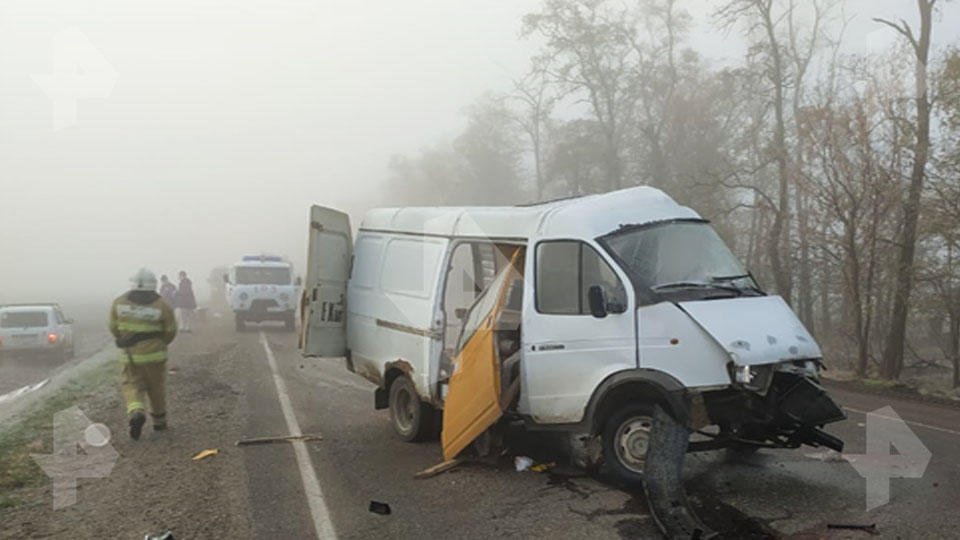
left=534, top=343, right=565, bottom=352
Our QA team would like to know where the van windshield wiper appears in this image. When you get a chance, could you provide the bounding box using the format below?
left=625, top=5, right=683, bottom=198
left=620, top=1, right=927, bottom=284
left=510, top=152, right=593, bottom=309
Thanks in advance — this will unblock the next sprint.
left=652, top=281, right=742, bottom=294
left=709, top=274, right=765, bottom=295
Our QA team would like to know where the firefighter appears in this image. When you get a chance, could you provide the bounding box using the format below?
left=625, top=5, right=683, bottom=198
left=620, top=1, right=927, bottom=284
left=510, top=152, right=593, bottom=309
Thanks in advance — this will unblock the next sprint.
left=109, top=268, right=178, bottom=440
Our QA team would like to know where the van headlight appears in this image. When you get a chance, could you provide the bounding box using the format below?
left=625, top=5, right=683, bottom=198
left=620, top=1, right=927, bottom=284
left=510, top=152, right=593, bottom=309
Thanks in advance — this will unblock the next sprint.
left=729, top=363, right=775, bottom=393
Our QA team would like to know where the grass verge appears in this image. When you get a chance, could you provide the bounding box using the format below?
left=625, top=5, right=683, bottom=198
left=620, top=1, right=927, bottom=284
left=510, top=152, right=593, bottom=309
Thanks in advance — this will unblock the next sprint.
left=0, top=361, right=115, bottom=510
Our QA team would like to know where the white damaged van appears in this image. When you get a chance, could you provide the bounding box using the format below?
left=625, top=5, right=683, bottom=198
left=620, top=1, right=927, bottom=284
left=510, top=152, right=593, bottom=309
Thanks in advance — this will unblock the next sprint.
left=301, top=187, right=844, bottom=487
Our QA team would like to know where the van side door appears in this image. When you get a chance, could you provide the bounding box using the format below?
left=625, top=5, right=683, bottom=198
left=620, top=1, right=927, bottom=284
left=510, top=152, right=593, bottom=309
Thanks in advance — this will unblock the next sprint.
left=301, top=205, right=352, bottom=357
left=519, top=239, right=636, bottom=424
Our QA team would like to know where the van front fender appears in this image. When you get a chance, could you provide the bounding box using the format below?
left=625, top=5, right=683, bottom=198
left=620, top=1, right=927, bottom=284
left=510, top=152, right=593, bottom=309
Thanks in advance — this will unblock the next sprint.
left=581, top=369, right=690, bottom=435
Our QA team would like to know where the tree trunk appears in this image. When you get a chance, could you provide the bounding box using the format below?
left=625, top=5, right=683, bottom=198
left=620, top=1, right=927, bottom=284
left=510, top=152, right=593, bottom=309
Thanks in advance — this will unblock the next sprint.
left=880, top=0, right=934, bottom=380
left=950, top=312, right=959, bottom=388
left=762, top=3, right=793, bottom=305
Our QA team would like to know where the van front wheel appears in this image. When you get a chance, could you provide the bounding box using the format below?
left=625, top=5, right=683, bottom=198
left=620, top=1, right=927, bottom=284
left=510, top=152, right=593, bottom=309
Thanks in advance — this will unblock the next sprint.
left=389, top=375, right=433, bottom=442
left=602, top=403, right=655, bottom=484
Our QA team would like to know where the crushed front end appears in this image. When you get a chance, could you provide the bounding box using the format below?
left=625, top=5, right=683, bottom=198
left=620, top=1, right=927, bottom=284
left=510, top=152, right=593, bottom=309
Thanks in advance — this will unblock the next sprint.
left=695, top=360, right=846, bottom=452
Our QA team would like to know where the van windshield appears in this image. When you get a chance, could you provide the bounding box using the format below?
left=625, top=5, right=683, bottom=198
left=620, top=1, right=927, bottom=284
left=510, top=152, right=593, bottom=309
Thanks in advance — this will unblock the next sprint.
left=235, top=267, right=291, bottom=285
left=602, top=221, right=759, bottom=296
left=1, top=311, right=49, bottom=328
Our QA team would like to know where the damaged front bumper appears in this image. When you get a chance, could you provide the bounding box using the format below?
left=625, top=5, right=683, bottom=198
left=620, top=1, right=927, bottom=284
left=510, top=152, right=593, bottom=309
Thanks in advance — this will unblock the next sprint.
left=693, top=370, right=846, bottom=453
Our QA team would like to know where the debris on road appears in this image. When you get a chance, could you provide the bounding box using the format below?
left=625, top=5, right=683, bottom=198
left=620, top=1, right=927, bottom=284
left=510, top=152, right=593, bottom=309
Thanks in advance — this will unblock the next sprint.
left=368, top=501, right=391, bottom=515
left=235, top=433, right=323, bottom=446
left=827, top=523, right=879, bottom=535
left=530, top=462, right=556, bottom=473
left=191, top=449, right=219, bottom=461
left=514, top=456, right=533, bottom=472
left=144, top=531, right=175, bottom=540
left=414, top=458, right=463, bottom=479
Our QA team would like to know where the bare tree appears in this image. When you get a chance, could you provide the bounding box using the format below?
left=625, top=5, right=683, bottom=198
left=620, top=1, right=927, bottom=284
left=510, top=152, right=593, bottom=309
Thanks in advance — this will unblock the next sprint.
left=876, top=0, right=939, bottom=380
left=511, top=69, right=557, bottom=201
left=717, top=0, right=795, bottom=303
left=523, top=0, right=641, bottom=190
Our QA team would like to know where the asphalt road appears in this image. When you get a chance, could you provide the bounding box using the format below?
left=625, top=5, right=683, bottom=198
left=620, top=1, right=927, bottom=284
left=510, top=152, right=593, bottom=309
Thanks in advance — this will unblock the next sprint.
left=237, top=327, right=960, bottom=539
left=4, top=318, right=959, bottom=539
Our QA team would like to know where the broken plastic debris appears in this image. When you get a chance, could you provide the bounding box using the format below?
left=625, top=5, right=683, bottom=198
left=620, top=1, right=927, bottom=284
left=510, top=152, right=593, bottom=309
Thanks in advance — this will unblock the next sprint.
left=530, top=462, right=556, bottom=473
left=514, top=456, right=534, bottom=472
left=144, top=531, right=174, bottom=540
left=192, top=449, right=219, bottom=461
left=369, top=501, right=391, bottom=515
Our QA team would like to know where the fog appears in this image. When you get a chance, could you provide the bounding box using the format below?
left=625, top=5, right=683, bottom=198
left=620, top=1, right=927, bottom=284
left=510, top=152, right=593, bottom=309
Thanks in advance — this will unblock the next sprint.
left=1, top=0, right=955, bottom=309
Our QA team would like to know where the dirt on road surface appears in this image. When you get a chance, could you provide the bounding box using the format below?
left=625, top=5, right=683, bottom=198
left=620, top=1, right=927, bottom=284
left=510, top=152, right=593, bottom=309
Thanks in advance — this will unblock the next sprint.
left=2, top=317, right=959, bottom=539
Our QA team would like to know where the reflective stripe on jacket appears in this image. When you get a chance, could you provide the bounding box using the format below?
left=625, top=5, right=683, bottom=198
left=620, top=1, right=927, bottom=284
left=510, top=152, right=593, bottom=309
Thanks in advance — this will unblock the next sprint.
left=109, top=291, right=177, bottom=363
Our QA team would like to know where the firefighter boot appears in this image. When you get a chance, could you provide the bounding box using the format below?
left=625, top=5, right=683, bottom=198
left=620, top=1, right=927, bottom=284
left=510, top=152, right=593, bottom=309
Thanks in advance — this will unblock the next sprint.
left=129, top=411, right=146, bottom=440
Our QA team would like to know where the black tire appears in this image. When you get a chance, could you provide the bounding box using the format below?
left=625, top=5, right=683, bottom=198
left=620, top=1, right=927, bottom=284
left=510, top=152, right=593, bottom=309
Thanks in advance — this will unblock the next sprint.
left=235, top=315, right=245, bottom=332
left=602, top=403, right=656, bottom=485
left=388, top=375, right=434, bottom=442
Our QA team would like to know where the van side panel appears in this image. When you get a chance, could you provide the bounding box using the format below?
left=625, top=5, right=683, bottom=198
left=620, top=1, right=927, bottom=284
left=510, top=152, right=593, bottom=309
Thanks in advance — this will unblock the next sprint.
left=347, top=233, right=448, bottom=402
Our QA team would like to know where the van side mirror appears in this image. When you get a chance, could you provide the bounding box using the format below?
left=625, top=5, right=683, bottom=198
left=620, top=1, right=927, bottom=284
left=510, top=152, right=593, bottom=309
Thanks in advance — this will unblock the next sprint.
left=295, top=276, right=303, bottom=286
left=587, top=285, right=608, bottom=319
left=222, top=273, right=229, bottom=284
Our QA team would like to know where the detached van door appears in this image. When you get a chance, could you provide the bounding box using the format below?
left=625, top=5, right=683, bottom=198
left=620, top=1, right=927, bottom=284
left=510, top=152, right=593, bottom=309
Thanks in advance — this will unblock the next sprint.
left=441, top=249, right=524, bottom=461
left=301, top=205, right=352, bottom=357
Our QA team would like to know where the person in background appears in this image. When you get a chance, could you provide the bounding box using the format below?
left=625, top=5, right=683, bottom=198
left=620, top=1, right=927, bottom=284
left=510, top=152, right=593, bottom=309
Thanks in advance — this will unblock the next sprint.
left=175, top=270, right=197, bottom=333
left=109, top=268, right=177, bottom=440
left=159, top=275, right=176, bottom=306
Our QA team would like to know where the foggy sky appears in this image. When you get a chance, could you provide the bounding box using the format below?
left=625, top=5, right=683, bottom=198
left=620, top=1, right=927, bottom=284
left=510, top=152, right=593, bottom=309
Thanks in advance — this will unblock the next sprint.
left=1, top=0, right=957, bottom=308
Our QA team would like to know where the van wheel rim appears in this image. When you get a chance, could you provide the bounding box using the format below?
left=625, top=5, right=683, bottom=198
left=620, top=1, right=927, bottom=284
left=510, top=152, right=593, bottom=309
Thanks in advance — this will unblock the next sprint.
left=615, top=415, right=653, bottom=473
left=395, top=388, right=415, bottom=432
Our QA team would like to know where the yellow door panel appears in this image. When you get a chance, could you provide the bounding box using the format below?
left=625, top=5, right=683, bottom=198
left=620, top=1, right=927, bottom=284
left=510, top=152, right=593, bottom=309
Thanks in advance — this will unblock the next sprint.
left=441, top=249, right=524, bottom=461
left=441, top=323, right=500, bottom=460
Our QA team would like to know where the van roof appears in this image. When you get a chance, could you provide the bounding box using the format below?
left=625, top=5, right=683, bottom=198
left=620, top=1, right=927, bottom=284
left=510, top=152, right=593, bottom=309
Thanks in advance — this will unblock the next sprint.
left=360, top=186, right=700, bottom=240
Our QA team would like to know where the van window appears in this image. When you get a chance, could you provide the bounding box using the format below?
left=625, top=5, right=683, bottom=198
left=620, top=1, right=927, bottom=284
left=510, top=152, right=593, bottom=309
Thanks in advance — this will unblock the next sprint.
left=536, top=242, right=580, bottom=314
left=1, top=311, right=48, bottom=328
left=353, top=236, right=385, bottom=289
left=380, top=238, right=444, bottom=299
left=536, top=241, right=627, bottom=315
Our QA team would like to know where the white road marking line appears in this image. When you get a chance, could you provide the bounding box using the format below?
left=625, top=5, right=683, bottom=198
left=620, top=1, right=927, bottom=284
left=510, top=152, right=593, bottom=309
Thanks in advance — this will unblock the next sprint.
left=0, top=378, right=50, bottom=404
left=259, top=331, right=337, bottom=540
left=843, top=406, right=960, bottom=437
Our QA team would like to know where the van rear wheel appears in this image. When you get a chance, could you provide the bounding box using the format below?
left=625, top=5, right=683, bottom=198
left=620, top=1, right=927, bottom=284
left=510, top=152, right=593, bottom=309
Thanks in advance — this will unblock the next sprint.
left=389, top=375, right=433, bottom=442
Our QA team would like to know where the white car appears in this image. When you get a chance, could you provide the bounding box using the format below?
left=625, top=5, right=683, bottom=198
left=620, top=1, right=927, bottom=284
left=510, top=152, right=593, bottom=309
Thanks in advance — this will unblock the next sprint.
left=0, top=304, right=75, bottom=361
left=224, top=255, right=301, bottom=331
